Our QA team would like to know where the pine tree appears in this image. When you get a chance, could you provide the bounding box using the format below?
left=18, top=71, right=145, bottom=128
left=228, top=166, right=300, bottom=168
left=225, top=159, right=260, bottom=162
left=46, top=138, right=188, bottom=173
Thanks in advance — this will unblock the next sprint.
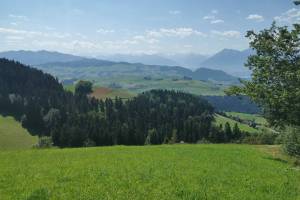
left=224, top=122, right=232, bottom=142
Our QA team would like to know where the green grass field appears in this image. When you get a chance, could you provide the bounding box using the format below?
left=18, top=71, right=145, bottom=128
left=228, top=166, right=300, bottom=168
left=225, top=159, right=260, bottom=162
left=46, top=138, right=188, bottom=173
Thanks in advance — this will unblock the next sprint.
left=0, top=115, right=38, bottom=150
left=0, top=144, right=299, bottom=200
left=93, top=76, right=226, bottom=96
left=214, top=114, right=259, bottom=133
left=64, top=75, right=227, bottom=100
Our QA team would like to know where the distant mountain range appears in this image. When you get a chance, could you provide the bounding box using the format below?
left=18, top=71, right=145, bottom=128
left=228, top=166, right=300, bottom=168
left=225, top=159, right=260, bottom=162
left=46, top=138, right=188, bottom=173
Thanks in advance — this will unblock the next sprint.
left=99, top=54, right=179, bottom=67
left=99, top=49, right=252, bottom=77
left=100, top=53, right=209, bottom=70
left=167, top=54, right=209, bottom=70
left=200, top=49, right=252, bottom=77
left=0, top=50, right=83, bottom=65
left=0, top=50, right=241, bottom=83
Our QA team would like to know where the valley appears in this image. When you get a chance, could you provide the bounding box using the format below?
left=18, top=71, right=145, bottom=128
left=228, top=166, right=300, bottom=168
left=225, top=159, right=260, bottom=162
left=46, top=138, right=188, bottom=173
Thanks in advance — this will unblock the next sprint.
left=1, top=0, right=300, bottom=198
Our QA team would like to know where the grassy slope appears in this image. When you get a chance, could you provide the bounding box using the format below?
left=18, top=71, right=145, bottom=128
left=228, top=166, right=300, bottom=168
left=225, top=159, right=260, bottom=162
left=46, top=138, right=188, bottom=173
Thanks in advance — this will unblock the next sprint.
left=226, top=112, right=267, bottom=125
left=0, top=145, right=299, bottom=200
left=94, top=76, right=226, bottom=96
left=64, top=76, right=226, bottom=99
left=214, top=114, right=259, bottom=133
left=0, top=115, right=38, bottom=150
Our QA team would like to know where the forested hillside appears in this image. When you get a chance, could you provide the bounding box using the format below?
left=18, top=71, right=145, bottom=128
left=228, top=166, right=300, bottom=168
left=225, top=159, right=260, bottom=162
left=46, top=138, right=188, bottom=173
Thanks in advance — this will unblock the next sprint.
left=1, top=59, right=231, bottom=147
left=204, top=96, right=260, bottom=114
left=0, top=58, right=99, bottom=137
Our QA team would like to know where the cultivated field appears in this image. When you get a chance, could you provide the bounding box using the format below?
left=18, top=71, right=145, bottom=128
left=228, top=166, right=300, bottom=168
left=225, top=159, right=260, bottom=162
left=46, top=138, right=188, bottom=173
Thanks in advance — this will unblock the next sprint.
left=93, top=76, right=226, bottom=96
left=0, top=145, right=299, bottom=200
left=91, top=87, right=135, bottom=99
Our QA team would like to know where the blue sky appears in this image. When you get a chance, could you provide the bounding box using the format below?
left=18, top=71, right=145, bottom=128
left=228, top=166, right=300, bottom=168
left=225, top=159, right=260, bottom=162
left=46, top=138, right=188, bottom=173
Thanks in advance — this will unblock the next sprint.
left=0, top=0, right=298, bottom=56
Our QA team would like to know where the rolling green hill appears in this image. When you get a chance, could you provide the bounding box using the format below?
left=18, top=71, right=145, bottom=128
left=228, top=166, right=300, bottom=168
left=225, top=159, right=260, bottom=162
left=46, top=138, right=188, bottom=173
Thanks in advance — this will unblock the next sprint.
left=214, top=114, right=259, bottom=133
left=0, top=145, right=299, bottom=200
left=0, top=115, right=37, bottom=150
left=66, top=76, right=227, bottom=99
left=37, top=58, right=239, bottom=84
left=226, top=112, right=267, bottom=125
left=93, top=76, right=226, bottom=96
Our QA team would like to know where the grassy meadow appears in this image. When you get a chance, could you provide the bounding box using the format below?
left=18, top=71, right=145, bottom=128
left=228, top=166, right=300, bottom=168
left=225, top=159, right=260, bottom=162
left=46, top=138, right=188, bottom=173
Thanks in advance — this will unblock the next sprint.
left=93, top=76, right=226, bottom=96
left=0, top=144, right=300, bottom=200
left=226, top=112, right=267, bottom=125
left=214, top=114, right=259, bottom=133
left=0, top=115, right=38, bottom=150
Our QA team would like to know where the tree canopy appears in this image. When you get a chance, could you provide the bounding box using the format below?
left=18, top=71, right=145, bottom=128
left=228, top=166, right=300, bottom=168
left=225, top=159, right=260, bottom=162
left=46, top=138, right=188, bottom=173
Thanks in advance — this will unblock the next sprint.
left=227, top=23, right=300, bottom=127
left=0, top=59, right=227, bottom=147
left=75, top=80, right=93, bottom=96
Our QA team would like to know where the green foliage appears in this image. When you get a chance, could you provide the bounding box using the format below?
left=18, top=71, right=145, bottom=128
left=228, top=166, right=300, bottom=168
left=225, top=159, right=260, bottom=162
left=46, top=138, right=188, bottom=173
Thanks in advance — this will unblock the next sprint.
left=232, top=123, right=242, bottom=140
left=75, top=80, right=93, bottom=96
left=26, top=188, right=50, bottom=200
left=226, top=112, right=267, bottom=125
left=214, top=114, right=259, bottom=133
left=43, top=108, right=61, bottom=130
left=169, top=129, right=178, bottom=144
left=224, top=122, right=232, bottom=141
left=0, top=59, right=216, bottom=147
left=283, top=126, right=300, bottom=156
left=259, top=129, right=278, bottom=145
left=36, top=136, right=53, bottom=148
left=83, top=138, right=96, bottom=147
left=227, top=23, right=300, bottom=127
left=242, top=130, right=278, bottom=145
left=51, top=90, right=214, bottom=147
left=0, top=145, right=300, bottom=199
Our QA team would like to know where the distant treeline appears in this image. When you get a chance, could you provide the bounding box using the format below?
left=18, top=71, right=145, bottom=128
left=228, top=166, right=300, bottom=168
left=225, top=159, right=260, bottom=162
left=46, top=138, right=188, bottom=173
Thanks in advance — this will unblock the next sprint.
left=204, top=96, right=260, bottom=114
left=0, top=59, right=250, bottom=147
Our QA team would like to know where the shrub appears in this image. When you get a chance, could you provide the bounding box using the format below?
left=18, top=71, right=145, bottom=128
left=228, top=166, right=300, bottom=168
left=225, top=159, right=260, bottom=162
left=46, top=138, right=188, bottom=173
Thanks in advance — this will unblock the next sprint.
left=83, top=139, right=96, bottom=147
left=36, top=136, right=53, bottom=148
left=197, top=138, right=211, bottom=144
left=258, top=130, right=278, bottom=145
left=283, top=126, right=300, bottom=156
left=242, top=130, right=278, bottom=145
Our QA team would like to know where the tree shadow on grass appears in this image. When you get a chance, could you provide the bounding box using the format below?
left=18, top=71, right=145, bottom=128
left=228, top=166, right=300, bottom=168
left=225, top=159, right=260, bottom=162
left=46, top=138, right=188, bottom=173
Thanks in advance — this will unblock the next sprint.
left=263, top=156, right=288, bottom=164
left=26, top=188, right=50, bottom=200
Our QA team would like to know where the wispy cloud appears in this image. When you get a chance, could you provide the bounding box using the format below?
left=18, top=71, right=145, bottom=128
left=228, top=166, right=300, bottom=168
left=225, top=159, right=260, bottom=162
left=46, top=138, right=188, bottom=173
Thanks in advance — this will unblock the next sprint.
left=211, top=9, right=218, bottom=14
left=169, top=10, right=181, bottom=15
left=146, top=28, right=206, bottom=38
left=5, top=35, right=24, bottom=41
left=8, top=14, right=28, bottom=21
left=274, top=8, right=300, bottom=24
left=211, top=19, right=224, bottom=24
left=44, top=26, right=55, bottom=31
left=203, top=10, right=224, bottom=24
left=246, top=14, right=264, bottom=22
left=211, top=30, right=240, bottom=38
left=0, top=27, right=72, bottom=39
left=96, top=28, right=115, bottom=34
left=133, top=35, right=159, bottom=44
left=203, top=15, right=215, bottom=20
